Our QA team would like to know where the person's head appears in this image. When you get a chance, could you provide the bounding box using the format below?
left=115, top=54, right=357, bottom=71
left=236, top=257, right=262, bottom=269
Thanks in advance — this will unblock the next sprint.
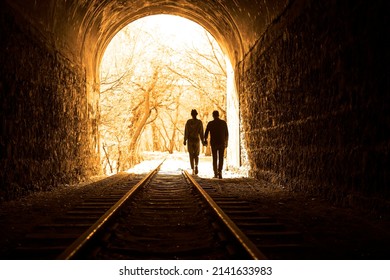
left=191, top=109, right=198, bottom=118
left=212, top=110, right=219, bottom=119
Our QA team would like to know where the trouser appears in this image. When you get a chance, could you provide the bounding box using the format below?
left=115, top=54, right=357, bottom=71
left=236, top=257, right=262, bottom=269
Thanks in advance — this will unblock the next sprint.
left=211, top=144, right=225, bottom=175
left=187, top=140, right=200, bottom=169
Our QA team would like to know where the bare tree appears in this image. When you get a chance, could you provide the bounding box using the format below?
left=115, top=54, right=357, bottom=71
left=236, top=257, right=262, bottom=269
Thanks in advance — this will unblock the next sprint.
left=99, top=18, right=227, bottom=173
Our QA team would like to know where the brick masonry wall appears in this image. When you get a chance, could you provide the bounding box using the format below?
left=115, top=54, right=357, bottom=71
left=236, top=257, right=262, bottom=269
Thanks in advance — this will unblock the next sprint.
left=0, top=6, right=99, bottom=200
left=238, top=1, right=389, bottom=207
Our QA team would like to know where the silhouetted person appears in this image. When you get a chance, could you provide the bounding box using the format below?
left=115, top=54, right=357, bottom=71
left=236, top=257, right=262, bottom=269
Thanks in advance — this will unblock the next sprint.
left=204, top=110, right=228, bottom=179
left=184, top=109, right=204, bottom=175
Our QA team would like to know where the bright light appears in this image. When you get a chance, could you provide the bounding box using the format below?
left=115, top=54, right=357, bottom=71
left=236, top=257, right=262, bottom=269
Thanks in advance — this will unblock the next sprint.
left=126, top=152, right=247, bottom=179
left=99, top=15, right=228, bottom=175
left=132, top=15, right=209, bottom=48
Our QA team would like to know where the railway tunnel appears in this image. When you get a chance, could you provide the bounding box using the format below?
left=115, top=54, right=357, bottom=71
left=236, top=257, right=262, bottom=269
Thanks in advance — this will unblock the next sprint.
left=0, top=0, right=389, bottom=213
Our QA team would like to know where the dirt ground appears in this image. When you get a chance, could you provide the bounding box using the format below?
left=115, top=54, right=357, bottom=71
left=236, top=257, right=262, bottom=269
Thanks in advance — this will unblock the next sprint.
left=0, top=154, right=389, bottom=259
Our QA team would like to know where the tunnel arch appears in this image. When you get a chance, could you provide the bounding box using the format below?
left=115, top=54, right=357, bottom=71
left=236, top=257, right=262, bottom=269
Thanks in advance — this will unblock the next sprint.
left=77, top=2, right=247, bottom=172
left=85, top=2, right=244, bottom=93
left=1, top=0, right=388, bottom=211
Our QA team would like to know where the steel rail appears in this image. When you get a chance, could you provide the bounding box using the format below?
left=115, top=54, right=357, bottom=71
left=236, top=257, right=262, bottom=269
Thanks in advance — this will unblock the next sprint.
left=183, top=170, right=267, bottom=260
left=57, top=161, right=163, bottom=260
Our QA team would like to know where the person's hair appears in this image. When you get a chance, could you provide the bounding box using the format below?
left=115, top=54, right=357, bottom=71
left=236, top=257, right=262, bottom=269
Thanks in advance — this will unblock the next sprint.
left=191, top=109, right=198, bottom=117
left=212, top=110, right=219, bottom=117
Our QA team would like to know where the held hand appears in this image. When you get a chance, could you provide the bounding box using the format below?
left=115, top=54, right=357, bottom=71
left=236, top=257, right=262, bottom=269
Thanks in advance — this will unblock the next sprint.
left=183, top=140, right=186, bottom=146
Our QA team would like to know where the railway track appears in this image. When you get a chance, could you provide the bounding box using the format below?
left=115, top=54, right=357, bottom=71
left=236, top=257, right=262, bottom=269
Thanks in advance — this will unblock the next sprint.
left=194, top=177, right=314, bottom=259
left=6, top=171, right=151, bottom=260
left=7, top=160, right=311, bottom=260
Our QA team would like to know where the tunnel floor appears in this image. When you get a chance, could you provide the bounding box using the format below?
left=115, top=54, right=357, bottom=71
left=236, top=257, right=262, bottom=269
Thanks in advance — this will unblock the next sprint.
left=0, top=154, right=389, bottom=259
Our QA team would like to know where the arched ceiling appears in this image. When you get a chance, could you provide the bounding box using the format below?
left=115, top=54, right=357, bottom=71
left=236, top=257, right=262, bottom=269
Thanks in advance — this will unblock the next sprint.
left=7, top=0, right=288, bottom=65
left=83, top=1, right=245, bottom=81
left=6, top=0, right=289, bottom=79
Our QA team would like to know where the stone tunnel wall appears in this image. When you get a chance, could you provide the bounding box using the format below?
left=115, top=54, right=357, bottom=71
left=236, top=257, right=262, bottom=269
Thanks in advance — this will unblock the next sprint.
left=239, top=0, right=389, bottom=209
left=0, top=5, right=99, bottom=200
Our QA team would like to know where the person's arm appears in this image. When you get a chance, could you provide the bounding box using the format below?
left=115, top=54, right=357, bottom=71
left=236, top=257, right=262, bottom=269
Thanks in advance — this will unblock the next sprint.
left=204, top=123, right=210, bottom=145
left=199, top=121, right=205, bottom=145
left=224, top=121, right=229, bottom=147
left=184, top=121, right=188, bottom=145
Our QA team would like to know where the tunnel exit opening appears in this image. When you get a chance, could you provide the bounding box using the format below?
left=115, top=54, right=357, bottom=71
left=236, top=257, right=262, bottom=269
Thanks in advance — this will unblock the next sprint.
left=98, top=15, right=244, bottom=176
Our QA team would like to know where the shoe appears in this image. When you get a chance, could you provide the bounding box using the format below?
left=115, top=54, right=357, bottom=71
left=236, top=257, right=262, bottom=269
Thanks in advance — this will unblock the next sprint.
left=213, top=173, right=218, bottom=178
left=192, top=169, right=195, bottom=175
left=218, top=172, right=222, bottom=179
left=195, top=166, right=198, bottom=175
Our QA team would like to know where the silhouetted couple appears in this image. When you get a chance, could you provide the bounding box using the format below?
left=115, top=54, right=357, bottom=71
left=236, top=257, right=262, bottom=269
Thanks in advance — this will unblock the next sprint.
left=184, top=109, right=228, bottom=179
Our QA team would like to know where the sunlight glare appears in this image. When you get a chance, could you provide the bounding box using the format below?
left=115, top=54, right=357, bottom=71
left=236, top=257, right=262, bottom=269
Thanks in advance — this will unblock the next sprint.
left=133, top=14, right=209, bottom=49
left=125, top=152, right=246, bottom=179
